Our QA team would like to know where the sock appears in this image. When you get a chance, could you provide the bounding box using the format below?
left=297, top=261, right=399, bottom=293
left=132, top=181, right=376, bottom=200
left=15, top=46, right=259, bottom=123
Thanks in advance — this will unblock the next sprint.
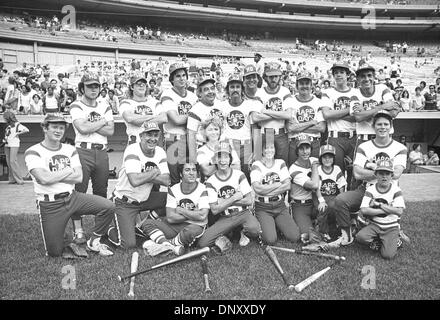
left=149, top=229, right=166, bottom=244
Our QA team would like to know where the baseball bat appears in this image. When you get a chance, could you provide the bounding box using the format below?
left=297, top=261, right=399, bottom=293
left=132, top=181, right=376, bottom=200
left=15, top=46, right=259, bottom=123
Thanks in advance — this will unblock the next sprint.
left=263, top=245, right=292, bottom=288
left=127, top=251, right=139, bottom=297
left=201, top=255, right=212, bottom=293
left=269, top=246, right=346, bottom=261
left=118, top=247, right=210, bottom=282
left=294, top=266, right=331, bottom=293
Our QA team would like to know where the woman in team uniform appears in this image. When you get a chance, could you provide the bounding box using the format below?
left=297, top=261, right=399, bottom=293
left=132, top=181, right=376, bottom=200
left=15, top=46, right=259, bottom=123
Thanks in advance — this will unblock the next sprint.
left=251, top=140, right=299, bottom=245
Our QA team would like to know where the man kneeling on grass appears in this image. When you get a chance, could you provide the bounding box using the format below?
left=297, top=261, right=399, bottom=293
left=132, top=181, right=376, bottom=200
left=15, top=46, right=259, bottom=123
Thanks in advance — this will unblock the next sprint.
left=24, top=114, right=115, bottom=257
left=356, top=159, right=405, bottom=259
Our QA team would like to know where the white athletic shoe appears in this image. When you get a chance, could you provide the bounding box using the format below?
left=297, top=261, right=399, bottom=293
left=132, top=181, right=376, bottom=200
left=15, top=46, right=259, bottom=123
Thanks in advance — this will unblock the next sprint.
left=73, top=230, right=87, bottom=245
left=239, top=231, right=250, bottom=247
left=327, top=228, right=353, bottom=248
left=399, top=230, right=410, bottom=244
left=87, top=237, right=114, bottom=256
left=163, top=241, right=185, bottom=256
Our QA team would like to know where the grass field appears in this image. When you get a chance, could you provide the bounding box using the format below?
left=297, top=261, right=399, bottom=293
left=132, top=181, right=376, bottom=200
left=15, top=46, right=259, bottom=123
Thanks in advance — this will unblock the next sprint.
left=0, top=201, right=439, bottom=301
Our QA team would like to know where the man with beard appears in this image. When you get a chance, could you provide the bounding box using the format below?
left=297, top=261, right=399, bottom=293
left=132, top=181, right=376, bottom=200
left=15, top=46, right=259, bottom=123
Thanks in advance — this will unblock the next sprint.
left=287, top=72, right=326, bottom=166
left=161, top=63, right=198, bottom=185
left=253, top=62, right=292, bottom=165
left=321, top=63, right=358, bottom=188
left=68, top=72, right=115, bottom=244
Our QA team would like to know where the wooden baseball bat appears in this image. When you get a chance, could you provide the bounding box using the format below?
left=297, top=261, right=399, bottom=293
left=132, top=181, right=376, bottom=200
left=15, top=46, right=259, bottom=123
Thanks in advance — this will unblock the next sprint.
left=294, top=266, right=331, bottom=293
left=270, top=246, right=346, bottom=261
left=201, top=255, right=212, bottom=293
left=263, top=245, right=291, bottom=287
left=127, top=251, right=139, bottom=297
left=118, top=247, right=210, bottom=282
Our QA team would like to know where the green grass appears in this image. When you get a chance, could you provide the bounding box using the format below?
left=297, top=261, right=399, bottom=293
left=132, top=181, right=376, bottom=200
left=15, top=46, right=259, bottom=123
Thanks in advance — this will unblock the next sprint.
left=1, top=201, right=439, bottom=300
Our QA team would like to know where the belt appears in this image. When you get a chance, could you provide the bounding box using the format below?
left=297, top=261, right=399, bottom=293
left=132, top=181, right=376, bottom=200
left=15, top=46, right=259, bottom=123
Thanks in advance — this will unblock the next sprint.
left=290, top=136, right=320, bottom=142
left=224, top=207, right=247, bottom=216
left=358, top=134, right=375, bottom=141
left=230, top=139, right=251, bottom=146
left=164, top=133, right=185, bottom=141
left=290, top=199, right=313, bottom=205
left=329, top=131, right=356, bottom=138
left=117, top=195, right=140, bottom=206
left=261, top=127, right=286, bottom=135
left=38, top=191, right=72, bottom=202
left=257, top=195, right=283, bottom=203
left=76, top=142, right=107, bottom=150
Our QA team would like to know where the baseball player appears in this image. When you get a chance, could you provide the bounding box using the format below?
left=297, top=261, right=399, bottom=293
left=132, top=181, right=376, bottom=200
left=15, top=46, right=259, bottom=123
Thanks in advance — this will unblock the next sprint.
left=24, top=114, right=115, bottom=257
left=141, top=162, right=209, bottom=255
left=288, top=135, right=320, bottom=243
left=69, top=72, right=114, bottom=245
left=253, top=62, right=292, bottom=164
left=321, top=63, right=357, bottom=188
left=161, top=63, right=198, bottom=185
left=219, top=74, right=261, bottom=179
left=119, top=74, right=166, bottom=146
left=198, top=141, right=262, bottom=248
left=356, top=159, right=405, bottom=259
left=242, top=64, right=260, bottom=100
left=251, top=140, right=300, bottom=245
left=287, top=72, right=327, bottom=166
left=315, top=144, right=347, bottom=239
left=328, top=111, right=407, bottom=247
left=187, top=76, right=224, bottom=163
left=108, top=121, right=170, bottom=249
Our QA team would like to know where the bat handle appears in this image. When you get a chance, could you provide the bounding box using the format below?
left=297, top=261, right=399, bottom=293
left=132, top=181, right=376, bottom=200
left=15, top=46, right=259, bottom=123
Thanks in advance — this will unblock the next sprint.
left=281, top=273, right=290, bottom=286
left=204, top=275, right=212, bottom=293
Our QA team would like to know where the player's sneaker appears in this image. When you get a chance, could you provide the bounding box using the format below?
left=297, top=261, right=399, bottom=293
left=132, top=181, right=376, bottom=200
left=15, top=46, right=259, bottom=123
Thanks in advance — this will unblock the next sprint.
left=73, top=230, right=87, bottom=245
left=162, top=241, right=185, bottom=256
left=340, top=227, right=353, bottom=246
left=239, top=230, right=250, bottom=247
left=397, top=237, right=403, bottom=249
left=87, top=237, right=114, bottom=256
left=399, top=230, right=410, bottom=244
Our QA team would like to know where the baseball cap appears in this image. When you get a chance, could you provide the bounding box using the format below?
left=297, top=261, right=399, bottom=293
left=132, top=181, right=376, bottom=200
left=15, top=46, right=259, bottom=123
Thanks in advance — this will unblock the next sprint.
left=319, top=144, right=336, bottom=157
left=42, top=113, right=68, bottom=125
left=130, top=74, right=147, bottom=85
left=169, top=62, right=187, bottom=75
left=214, top=141, right=232, bottom=156
left=226, top=74, right=242, bottom=86
left=375, top=159, right=394, bottom=173
left=373, top=110, right=393, bottom=125
left=198, top=76, right=216, bottom=87
left=80, top=72, right=100, bottom=85
left=331, top=63, right=351, bottom=73
left=296, top=71, right=313, bottom=82
left=264, top=62, right=282, bottom=76
left=140, top=121, right=160, bottom=134
left=243, top=64, right=258, bottom=77
left=356, top=64, right=376, bottom=76
left=296, top=134, right=312, bottom=148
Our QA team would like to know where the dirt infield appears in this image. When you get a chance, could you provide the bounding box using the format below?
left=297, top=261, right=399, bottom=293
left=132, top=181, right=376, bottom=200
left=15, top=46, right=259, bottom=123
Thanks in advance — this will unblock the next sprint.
left=0, top=173, right=439, bottom=215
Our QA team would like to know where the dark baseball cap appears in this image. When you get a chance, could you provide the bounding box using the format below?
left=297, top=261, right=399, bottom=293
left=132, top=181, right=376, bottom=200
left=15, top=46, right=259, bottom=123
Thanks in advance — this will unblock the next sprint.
left=198, top=76, right=216, bottom=87
left=331, top=63, right=351, bottom=74
left=373, top=110, right=393, bottom=125
left=356, top=64, right=376, bottom=76
left=42, top=114, right=68, bottom=125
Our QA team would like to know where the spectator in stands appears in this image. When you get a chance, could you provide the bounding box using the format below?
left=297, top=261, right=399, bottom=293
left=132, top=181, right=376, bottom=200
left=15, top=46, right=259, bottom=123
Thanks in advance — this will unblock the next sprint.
left=4, top=77, right=19, bottom=112
left=424, top=85, right=437, bottom=110
left=399, top=90, right=411, bottom=112
left=411, top=87, right=425, bottom=111
left=29, top=93, right=43, bottom=114
left=419, top=81, right=427, bottom=96
left=107, top=89, right=119, bottom=114
left=384, top=77, right=394, bottom=91
left=148, top=78, right=162, bottom=100
left=409, top=143, right=425, bottom=173
left=18, top=84, right=33, bottom=114
left=0, top=69, right=9, bottom=90
left=394, top=79, right=404, bottom=98
left=42, top=86, right=59, bottom=114
left=425, top=148, right=439, bottom=165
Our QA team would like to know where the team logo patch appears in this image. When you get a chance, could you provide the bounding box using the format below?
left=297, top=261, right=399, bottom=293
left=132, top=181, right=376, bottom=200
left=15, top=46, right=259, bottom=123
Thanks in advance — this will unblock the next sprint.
left=210, top=108, right=224, bottom=120
left=374, top=152, right=391, bottom=163
left=142, top=161, right=158, bottom=172
left=321, top=179, right=338, bottom=196
left=48, top=155, right=71, bottom=172
left=177, top=101, right=192, bottom=115
left=88, top=111, right=102, bottom=122
left=227, top=110, right=245, bottom=129
left=262, top=172, right=280, bottom=185
left=265, top=97, right=282, bottom=111
left=178, top=198, right=196, bottom=210
left=334, top=96, right=350, bottom=110
left=135, top=104, right=153, bottom=115
left=362, top=99, right=379, bottom=111
left=219, top=185, right=236, bottom=199
left=297, top=105, right=315, bottom=122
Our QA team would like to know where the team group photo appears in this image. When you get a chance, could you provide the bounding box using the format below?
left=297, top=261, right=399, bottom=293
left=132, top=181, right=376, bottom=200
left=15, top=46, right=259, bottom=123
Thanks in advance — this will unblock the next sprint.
left=0, top=0, right=439, bottom=303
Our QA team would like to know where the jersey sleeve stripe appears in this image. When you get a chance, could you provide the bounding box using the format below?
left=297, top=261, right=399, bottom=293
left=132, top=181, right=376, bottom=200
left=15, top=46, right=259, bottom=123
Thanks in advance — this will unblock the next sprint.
left=124, top=154, right=140, bottom=162
left=24, top=149, right=41, bottom=158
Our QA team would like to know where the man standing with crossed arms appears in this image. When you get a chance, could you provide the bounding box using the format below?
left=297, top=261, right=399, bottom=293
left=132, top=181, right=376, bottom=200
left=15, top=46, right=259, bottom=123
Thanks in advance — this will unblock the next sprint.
left=69, top=72, right=114, bottom=244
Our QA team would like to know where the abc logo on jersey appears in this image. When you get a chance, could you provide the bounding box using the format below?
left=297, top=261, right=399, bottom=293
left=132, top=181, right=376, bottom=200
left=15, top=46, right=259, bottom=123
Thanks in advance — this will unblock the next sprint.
left=178, top=101, right=192, bottom=115
left=136, top=105, right=153, bottom=115
left=297, top=105, right=315, bottom=122
left=321, top=179, right=338, bottom=196
left=227, top=110, right=245, bottom=129
left=219, top=185, right=235, bottom=199
left=178, top=198, right=195, bottom=210
left=374, top=152, right=390, bottom=163
left=142, top=161, right=158, bottom=172
left=88, top=111, right=102, bottom=122
left=49, top=155, right=71, bottom=172
left=335, top=97, right=350, bottom=110
left=265, top=97, right=282, bottom=111
left=263, top=172, right=280, bottom=185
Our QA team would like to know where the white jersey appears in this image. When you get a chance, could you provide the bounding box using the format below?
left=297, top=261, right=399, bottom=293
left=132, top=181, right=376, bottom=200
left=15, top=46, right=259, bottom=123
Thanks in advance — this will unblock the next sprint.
left=161, top=88, right=198, bottom=136
left=317, top=165, right=347, bottom=196
left=289, top=157, right=319, bottom=200
left=289, top=95, right=326, bottom=139
left=187, top=100, right=225, bottom=144
left=166, top=182, right=210, bottom=227
left=250, top=159, right=290, bottom=198
left=322, top=87, right=357, bottom=133
left=205, top=169, right=252, bottom=216
left=25, top=143, right=81, bottom=196
left=361, top=181, right=405, bottom=229
left=354, top=139, right=407, bottom=185
left=4, top=122, right=28, bottom=148
left=220, top=99, right=261, bottom=142
left=349, top=84, right=394, bottom=135
left=119, top=97, right=161, bottom=142
left=69, top=99, right=113, bottom=145
left=114, top=144, right=169, bottom=202
left=256, top=86, right=291, bottom=131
